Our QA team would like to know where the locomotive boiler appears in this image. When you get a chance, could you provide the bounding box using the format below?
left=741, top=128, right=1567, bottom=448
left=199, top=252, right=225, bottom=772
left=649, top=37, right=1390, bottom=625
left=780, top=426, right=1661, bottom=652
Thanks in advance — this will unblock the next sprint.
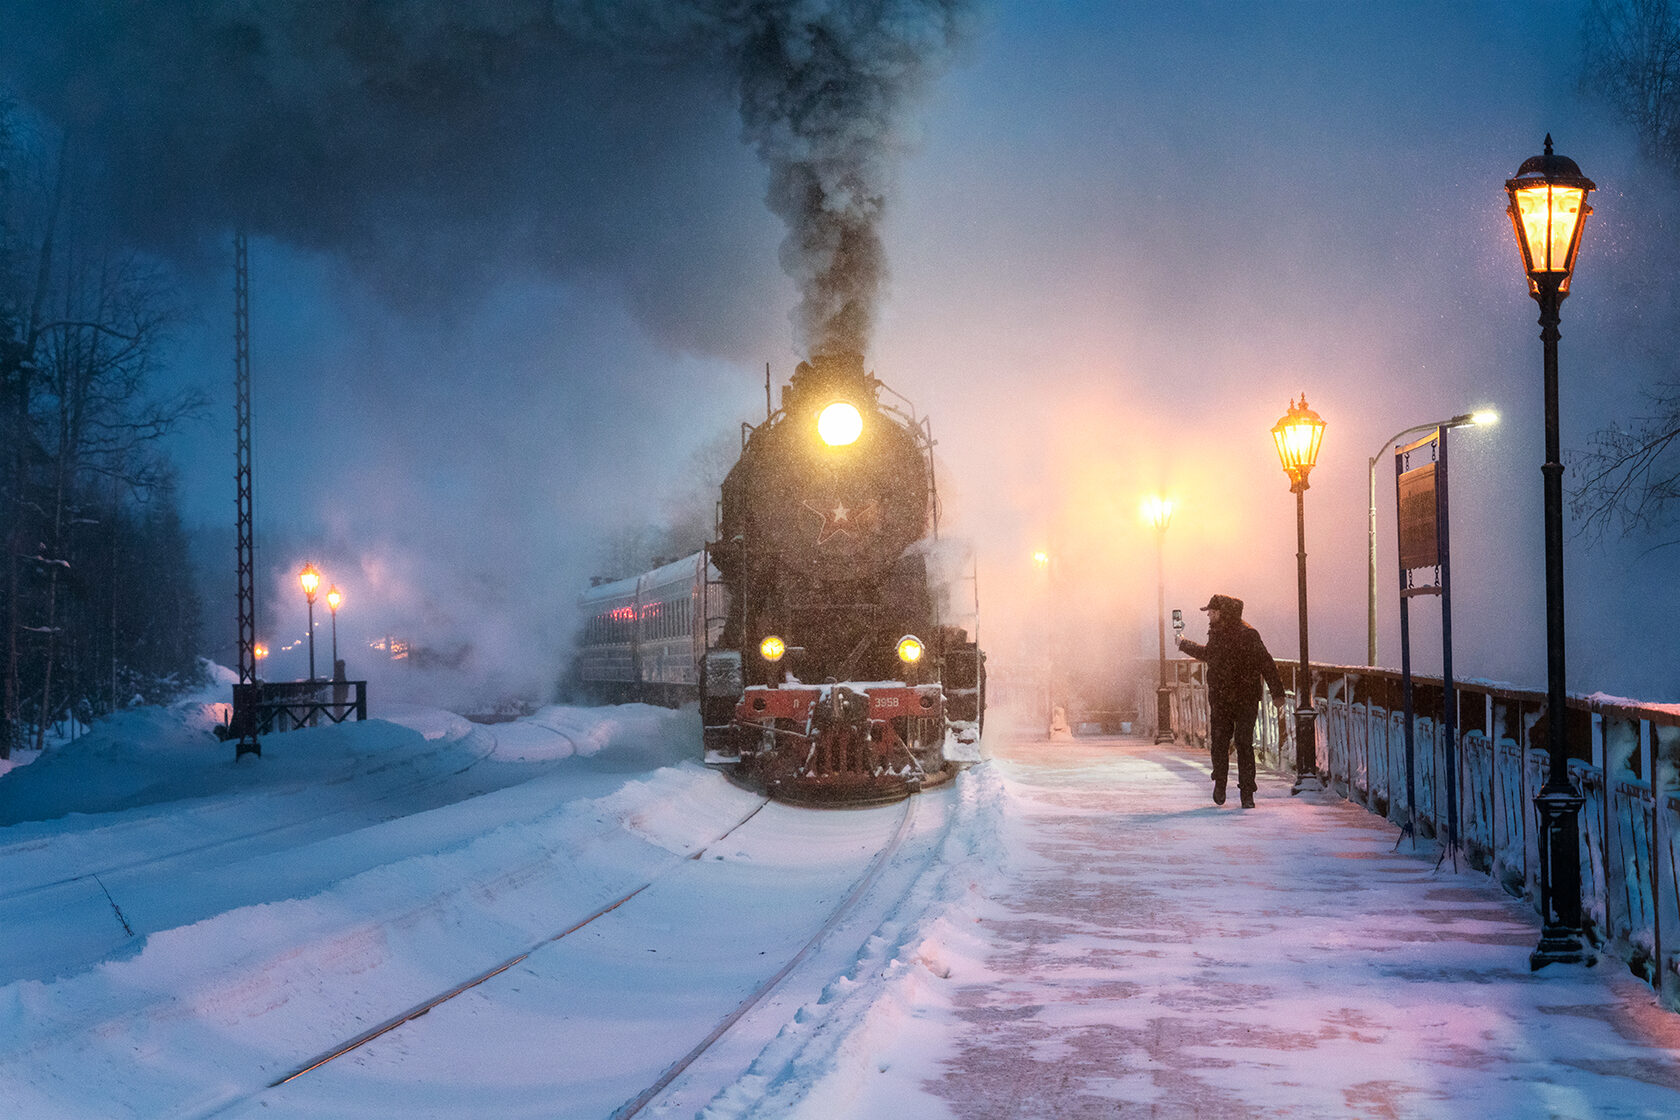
left=700, top=352, right=982, bottom=804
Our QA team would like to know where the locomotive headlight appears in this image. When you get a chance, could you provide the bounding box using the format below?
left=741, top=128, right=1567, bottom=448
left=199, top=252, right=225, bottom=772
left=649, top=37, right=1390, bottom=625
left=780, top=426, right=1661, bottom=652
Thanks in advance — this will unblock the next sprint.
left=895, top=635, right=925, bottom=664
left=816, top=401, right=864, bottom=447
left=759, top=635, right=787, bottom=662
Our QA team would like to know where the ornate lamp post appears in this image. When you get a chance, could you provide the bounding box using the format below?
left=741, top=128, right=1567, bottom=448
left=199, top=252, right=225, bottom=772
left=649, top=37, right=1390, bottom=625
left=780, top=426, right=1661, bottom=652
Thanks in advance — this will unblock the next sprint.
left=299, top=563, right=321, bottom=682
left=325, top=586, right=343, bottom=671
left=1506, top=135, right=1595, bottom=968
left=1271, top=395, right=1326, bottom=794
left=1367, top=410, right=1497, bottom=665
left=1142, top=496, right=1175, bottom=742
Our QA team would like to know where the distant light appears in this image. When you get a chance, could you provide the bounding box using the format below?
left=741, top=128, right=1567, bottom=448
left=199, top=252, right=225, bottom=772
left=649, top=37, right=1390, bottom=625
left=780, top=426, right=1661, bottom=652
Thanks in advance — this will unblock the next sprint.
left=896, top=635, right=925, bottom=664
left=1141, top=495, right=1174, bottom=530
left=254, top=643, right=269, bottom=660
left=325, top=586, right=343, bottom=613
left=299, top=563, right=321, bottom=603
left=817, top=401, right=864, bottom=447
left=1032, top=550, right=1050, bottom=570
left=760, top=635, right=787, bottom=662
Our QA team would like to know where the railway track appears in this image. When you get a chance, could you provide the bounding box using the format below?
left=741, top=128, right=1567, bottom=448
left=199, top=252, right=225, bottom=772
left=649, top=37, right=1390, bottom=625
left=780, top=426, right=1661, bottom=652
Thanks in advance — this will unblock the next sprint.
left=189, top=791, right=925, bottom=1120
left=264, top=797, right=777, bottom=1090
left=611, top=795, right=916, bottom=1119
left=0, top=722, right=552, bottom=987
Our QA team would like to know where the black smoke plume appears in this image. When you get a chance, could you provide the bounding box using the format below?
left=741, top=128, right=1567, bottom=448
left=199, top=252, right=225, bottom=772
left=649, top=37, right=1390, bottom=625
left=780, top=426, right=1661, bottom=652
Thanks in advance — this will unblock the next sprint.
left=0, top=0, right=975, bottom=357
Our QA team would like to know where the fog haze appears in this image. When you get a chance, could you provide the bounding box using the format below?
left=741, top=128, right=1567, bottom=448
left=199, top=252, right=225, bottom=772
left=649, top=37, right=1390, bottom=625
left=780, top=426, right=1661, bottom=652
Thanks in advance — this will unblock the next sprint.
left=5, top=0, right=1673, bottom=706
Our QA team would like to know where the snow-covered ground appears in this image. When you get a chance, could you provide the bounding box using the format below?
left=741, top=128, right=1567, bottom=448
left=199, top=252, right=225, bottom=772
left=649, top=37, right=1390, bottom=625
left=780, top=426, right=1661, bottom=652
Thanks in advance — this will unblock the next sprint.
left=0, top=684, right=997, bottom=1119
left=5, top=689, right=1680, bottom=1119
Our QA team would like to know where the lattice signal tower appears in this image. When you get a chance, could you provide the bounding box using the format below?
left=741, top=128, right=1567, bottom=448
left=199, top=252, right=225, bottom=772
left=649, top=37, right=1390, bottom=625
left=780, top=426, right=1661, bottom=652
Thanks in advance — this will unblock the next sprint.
left=234, top=232, right=260, bottom=757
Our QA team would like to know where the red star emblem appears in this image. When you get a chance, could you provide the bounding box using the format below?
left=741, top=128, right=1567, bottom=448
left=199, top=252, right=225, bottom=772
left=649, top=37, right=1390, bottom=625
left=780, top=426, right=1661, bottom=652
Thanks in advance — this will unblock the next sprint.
left=803, top=497, right=880, bottom=545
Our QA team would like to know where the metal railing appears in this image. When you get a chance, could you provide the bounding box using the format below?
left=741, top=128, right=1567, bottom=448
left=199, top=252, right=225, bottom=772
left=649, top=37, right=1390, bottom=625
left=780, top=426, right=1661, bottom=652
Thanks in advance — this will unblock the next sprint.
left=1140, top=658, right=1680, bottom=1009
left=231, top=680, right=369, bottom=736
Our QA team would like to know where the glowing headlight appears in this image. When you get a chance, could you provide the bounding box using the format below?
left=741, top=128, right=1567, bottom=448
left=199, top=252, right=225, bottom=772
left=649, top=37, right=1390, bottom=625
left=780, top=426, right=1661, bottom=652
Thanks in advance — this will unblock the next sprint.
left=817, top=401, right=864, bottom=447
left=896, top=635, right=925, bottom=664
left=759, top=635, right=787, bottom=662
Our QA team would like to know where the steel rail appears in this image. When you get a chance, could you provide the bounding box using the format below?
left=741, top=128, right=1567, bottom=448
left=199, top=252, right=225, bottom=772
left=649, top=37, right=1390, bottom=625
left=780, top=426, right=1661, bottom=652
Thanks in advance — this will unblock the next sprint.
left=611, top=794, right=918, bottom=1119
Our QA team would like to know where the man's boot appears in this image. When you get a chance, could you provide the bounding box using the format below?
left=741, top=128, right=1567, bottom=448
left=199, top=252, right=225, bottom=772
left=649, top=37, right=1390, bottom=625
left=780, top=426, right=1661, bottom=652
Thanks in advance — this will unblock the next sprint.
left=1213, top=779, right=1226, bottom=806
left=1240, top=791, right=1255, bottom=808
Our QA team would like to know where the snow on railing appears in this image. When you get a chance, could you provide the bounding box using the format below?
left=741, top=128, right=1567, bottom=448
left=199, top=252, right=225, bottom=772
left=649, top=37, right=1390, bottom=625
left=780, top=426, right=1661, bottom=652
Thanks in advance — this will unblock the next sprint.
left=1140, top=659, right=1680, bottom=1010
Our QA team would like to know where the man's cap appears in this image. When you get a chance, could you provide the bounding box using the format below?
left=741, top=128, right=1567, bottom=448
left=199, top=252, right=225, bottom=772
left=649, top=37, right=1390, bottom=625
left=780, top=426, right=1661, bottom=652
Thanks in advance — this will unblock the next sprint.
left=1200, top=594, right=1244, bottom=616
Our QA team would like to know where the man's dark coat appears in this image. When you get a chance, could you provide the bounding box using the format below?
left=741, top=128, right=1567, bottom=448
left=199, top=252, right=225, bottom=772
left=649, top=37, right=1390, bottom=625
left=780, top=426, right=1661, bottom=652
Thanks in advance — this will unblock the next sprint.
left=1179, top=615, right=1284, bottom=712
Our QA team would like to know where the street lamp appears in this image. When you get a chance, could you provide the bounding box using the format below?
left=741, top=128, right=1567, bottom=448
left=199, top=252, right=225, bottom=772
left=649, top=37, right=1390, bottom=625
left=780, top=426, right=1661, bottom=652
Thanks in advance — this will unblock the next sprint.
left=1032, top=549, right=1058, bottom=736
left=1272, top=394, right=1326, bottom=794
left=325, top=585, right=343, bottom=672
left=299, top=563, right=320, bottom=682
left=1506, top=134, right=1595, bottom=969
left=1367, top=410, right=1498, bottom=665
left=1142, top=496, right=1175, bottom=742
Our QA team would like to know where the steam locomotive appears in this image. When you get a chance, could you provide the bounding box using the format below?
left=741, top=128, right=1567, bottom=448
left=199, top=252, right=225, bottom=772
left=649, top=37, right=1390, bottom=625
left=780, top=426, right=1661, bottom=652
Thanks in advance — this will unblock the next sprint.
left=574, top=353, right=983, bottom=804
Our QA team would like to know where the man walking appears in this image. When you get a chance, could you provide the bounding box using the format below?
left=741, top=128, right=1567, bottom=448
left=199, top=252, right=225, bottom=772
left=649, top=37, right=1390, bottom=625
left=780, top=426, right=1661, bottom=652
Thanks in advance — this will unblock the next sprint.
left=1176, top=594, right=1285, bottom=808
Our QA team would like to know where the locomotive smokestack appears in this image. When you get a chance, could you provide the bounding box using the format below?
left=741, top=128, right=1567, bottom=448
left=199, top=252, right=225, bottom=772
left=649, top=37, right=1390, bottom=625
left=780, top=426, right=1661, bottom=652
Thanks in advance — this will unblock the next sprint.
left=786, top=351, right=871, bottom=416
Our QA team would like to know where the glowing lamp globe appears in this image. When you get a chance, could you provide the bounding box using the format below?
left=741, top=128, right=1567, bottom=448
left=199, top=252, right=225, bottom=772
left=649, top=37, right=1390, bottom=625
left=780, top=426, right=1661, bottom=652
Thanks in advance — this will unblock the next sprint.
left=299, top=563, right=321, bottom=603
left=1142, top=496, right=1174, bottom=531
left=759, top=635, right=787, bottom=662
left=1272, top=395, right=1326, bottom=493
left=816, top=401, right=864, bottom=447
left=326, top=586, right=342, bottom=613
left=1505, top=135, right=1595, bottom=299
left=896, top=635, right=925, bottom=664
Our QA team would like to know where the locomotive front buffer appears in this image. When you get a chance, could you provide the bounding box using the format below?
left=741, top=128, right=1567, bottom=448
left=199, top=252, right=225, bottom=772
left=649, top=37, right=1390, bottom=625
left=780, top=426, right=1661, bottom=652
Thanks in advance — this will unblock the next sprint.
left=731, top=681, right=948, bottom=806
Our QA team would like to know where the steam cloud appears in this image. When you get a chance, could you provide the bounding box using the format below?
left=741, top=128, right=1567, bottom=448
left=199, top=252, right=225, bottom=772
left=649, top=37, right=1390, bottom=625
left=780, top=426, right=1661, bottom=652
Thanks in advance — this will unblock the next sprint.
left=0, top=0, right=976, bottom=357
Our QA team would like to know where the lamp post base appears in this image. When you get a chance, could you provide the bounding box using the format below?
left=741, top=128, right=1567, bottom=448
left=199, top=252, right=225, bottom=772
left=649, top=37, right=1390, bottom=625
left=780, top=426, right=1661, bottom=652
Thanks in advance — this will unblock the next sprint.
left=1290, top=708, right=1321, bottom=795
left=1529, top=929, right=1591, bottom=970
left=1154, top=686, right=1174, bottom=743
left=1530, top=786, right=1591, bottom=969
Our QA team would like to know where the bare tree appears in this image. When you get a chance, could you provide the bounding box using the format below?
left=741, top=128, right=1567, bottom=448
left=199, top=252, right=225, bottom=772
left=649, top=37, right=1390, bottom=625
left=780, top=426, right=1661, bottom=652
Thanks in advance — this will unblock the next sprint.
left=1570, top=383, right=1680, bottom=543
left=1583, top=0, right=1680, bottom=170
left=1, top=111, right=202, bottom=755
left=27, top=246, right=200, bottom=749
left=1572, top=2, right=1680, bottom=542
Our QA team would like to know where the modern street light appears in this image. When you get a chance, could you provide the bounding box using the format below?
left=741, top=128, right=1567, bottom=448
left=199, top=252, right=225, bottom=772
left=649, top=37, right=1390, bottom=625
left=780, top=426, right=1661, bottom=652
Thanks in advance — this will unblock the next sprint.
left=1367, top=410, right=1498, bottom=665
left=1272, top=394, right=1326, bottom=794
left=325, top=585, right=343, bottom=671
left=1142, top=496, right=1175, bottom=742
left=299, top=563, right=321, bottom=682
left=1506, top=134, right=1595, bottom=968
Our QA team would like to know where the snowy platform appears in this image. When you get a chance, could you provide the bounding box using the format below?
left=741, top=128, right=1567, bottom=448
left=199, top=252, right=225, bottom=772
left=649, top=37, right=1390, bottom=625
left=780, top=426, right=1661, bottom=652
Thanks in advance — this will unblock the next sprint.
left=893, top=735, right=1680, bottom=1119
